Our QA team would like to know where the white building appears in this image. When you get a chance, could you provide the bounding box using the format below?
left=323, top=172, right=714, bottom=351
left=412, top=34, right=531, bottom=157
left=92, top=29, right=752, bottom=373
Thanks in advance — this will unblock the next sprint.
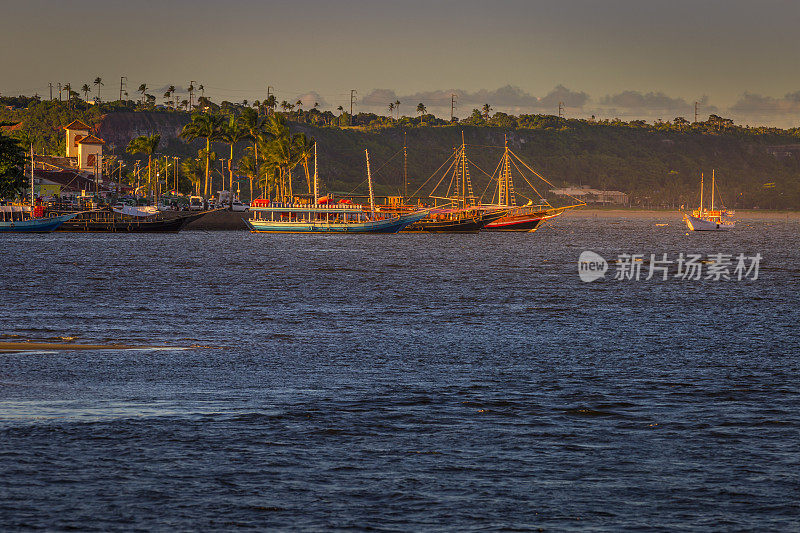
left=550, top=186, right=629, bottom=205
left=63, top=120, right=105, bottom=172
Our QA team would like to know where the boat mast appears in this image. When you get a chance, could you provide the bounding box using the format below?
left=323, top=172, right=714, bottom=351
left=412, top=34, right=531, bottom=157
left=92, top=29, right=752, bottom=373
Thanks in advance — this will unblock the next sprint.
left=403, top=131, right=408, bottom=200
left=313, top=142, right=318, bottom=204
left=500, top=135, right=512, bottom=206
left=365, top=149, right=375, bottom=218
left=711, top=169, right=715, bottom=211
left=461, top=131, right=466, bottom=208
left=30, top=144, right=34, bottom=206
left=699, top=172, right=704, bottom=212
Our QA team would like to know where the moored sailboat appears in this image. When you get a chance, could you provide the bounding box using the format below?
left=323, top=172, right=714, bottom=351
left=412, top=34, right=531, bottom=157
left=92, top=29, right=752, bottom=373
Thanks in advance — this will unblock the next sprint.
left=482, top=138, right=584, bottom=232
left=402, top=135, right=507, bottom=232
left=683, top=170, right=735, bottom=231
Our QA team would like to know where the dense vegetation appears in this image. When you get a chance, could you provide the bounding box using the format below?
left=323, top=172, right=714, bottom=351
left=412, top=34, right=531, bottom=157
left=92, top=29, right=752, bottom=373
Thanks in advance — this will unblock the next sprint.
left=2, top=94, right=799, bottom=208
left=0, top=122, right=26, bottom=198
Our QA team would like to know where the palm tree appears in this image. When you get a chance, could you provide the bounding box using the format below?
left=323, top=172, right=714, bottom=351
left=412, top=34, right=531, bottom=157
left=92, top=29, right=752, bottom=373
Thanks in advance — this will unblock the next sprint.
left=126, top=134, right=161, bottom=202
left=395, top=100, right=401, bottom=118
left=388, top=102, right=395, bottom=119
left=81, top=84, right=91, bottom=100
left=265, top=94, right=276, bottom=114
left=93, top=77, right=103, bottom=100
left=138, top=84, right=148, bottom=104
left=181, top=157, right=204, bottom=195
left=238, top=107, right=273, bottom=199
left=181, top=99, right=189, bottom=111
left=482, top=103, right=492, bottom=120
left=63, top=83, right=73, bottom=109
left=237, top=155, right=262, bottom=202
left=293, top=133, right=316, bottom=194
left=180, top=112, right=223, bottom=197
left=416, top=103, right=427, bottom=124
left=218, top=113, right=251, bottom=207
left=261, top=114, right=302, bottom=199
left=167, top=85, right=176, bottom=108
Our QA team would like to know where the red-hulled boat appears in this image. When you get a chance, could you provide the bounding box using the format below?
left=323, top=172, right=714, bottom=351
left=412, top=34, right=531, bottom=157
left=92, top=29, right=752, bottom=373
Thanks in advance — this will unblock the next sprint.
left=482, top=139, right=584, bottom=232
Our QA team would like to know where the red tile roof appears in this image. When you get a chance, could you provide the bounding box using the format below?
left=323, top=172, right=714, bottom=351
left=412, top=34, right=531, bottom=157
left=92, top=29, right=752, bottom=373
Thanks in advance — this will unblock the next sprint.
left=76, top=134, right=105, bottom=145
left=63, top=120, right=92, bottom=131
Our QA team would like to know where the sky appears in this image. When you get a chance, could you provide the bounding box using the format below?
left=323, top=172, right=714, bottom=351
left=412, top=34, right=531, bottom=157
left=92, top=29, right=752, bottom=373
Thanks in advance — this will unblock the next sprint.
left=3, top=0, right=800, bottom=126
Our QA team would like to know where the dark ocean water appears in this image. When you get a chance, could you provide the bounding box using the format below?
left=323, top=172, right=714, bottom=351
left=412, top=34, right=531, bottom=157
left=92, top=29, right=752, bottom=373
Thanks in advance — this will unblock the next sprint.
left=1, top=212, right=799, bottom=531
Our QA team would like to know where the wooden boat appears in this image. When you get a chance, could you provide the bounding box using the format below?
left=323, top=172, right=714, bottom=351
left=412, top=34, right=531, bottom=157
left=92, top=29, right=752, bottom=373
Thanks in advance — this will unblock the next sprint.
left=401, top=135, right=507, bottom=232
left=52, top=207, right=211, bottom=233
left=0, top=147, right=79, bottom=233
left=403, top=206, right=507, bottom=233
left=0, top=206, right=79, bottom=233
left=482, top=139, right=584, bottom=232
left=246, top=147, right=427, bottom=234
left=683, top=170, right=735, bottom=231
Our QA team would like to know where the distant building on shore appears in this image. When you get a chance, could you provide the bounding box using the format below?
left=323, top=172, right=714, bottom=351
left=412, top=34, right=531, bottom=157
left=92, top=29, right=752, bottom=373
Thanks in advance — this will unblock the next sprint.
left=550, top=186, right=629, bottom=205
left=64, top=120, right=106, bottom=172
left=26, top=120, right=116, bottom=198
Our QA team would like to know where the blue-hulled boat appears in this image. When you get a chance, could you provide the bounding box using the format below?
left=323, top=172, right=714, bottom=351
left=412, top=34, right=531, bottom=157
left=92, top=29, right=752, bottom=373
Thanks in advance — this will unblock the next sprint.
left=246, top=147, right=428, bottom=234
left=245, top=203, right=427, bottom=233
left=0, top=206, right=80, bottom=233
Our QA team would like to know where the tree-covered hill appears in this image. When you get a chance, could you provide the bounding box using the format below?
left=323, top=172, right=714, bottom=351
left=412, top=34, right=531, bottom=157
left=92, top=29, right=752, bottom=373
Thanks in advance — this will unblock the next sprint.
left=1, top=96, right=798, bottom=208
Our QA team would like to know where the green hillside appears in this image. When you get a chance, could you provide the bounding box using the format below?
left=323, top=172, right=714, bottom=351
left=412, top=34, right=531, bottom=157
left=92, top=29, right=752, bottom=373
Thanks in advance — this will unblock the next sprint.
left=2, top=96, right=799, bottom=208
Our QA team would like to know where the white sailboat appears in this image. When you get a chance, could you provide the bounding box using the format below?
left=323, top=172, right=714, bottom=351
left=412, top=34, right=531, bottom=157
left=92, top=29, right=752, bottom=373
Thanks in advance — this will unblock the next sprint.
left=683, top=170, right=735, bottom=231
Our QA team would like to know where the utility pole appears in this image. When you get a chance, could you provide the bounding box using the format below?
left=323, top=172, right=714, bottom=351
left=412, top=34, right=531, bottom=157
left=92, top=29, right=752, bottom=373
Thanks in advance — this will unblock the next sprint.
left=694, top=101, right=699, bottom=123
left=119, top=76, right=127, bottom=101
left=451, top=93, right=457, bottom=122
left=57, top=83, right=62, bottom=101
left=48, top=83, right=53, bottom=100
left=558, top=101, right=564, bottom=119
left=350, top=89, right=357, bottom=116
left=190, top=80, right=196, bottom=109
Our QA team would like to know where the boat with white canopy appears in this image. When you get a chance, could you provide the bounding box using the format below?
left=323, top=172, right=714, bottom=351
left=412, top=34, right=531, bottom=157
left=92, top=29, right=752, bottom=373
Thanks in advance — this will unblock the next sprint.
left=245, top=146, right=427, bottom=233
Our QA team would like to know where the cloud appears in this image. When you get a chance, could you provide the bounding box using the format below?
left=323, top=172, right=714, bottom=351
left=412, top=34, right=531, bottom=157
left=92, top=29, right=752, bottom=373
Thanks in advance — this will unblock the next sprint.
left=295, top=91, right=329, bottom=109
left=729, top=91, right=800, bottom=115
left=362, top=85, right=588, bottom=114
left=592, top=91, right=718, bottom=120
left=600, top=91, right=689, bottom=111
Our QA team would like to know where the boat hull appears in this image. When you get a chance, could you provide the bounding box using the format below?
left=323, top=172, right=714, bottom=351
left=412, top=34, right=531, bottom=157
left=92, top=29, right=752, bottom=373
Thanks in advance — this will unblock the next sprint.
left=246, top=211, right=426, bottom=234
left=54, top=210, right=210, bottom=233
left=684, top=214, right=734, bottom=231
left=0, top=213, right=78, bottom=233
left=484, top=213, right=545, bottom=232
left=403, top=209, right=507, bottom=233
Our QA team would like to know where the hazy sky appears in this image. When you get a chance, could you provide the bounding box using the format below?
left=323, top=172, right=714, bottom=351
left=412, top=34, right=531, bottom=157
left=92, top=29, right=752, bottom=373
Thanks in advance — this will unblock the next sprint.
left=3, top=0, right=800, bottom=126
